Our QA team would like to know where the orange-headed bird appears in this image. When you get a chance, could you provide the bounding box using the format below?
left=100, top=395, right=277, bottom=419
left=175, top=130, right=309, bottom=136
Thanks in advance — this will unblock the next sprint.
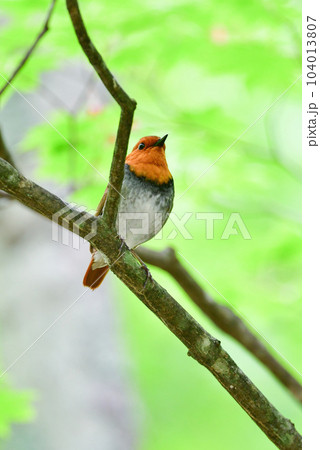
left=83, top=134, right=174, bottom=289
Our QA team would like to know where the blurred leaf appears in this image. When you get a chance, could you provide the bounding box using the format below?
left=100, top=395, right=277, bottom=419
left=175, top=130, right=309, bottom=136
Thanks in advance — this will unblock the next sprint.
left=0, top=380, right=35, bottom=439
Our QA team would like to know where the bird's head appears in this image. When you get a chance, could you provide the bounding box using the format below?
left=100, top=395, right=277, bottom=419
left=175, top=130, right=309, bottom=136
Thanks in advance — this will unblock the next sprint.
left=126, top=134, right=172, bottom=185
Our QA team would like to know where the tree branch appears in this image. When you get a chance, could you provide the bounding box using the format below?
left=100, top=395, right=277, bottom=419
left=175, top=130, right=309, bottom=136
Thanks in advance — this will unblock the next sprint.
left=66, top=0, right=136, bottom=229
left=0, top=157, right=301, bottom=449
left=0, top=0, right=57, bottom=97
left=136, top=246, right=302, bottom=403
left=0, top=1, right=302, bottom=447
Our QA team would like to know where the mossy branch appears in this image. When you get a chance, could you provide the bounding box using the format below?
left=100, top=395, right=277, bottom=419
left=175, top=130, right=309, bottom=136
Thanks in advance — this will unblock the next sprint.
left=0, top=157, right=302, bottom=449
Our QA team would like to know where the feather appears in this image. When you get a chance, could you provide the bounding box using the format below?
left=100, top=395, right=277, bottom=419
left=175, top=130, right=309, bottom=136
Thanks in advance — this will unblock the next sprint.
left=83, top=256, right=109, bottom=290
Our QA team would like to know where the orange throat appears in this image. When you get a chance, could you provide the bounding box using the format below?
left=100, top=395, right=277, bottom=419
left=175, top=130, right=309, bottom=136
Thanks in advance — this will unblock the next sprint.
left=126, top=147, right=172, bottom=184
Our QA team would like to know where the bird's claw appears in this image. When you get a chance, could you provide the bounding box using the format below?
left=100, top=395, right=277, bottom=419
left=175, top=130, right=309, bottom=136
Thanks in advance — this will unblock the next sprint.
left=118, top=237, right=127, bottom=256
left=140, top=263, right=153, bottom=289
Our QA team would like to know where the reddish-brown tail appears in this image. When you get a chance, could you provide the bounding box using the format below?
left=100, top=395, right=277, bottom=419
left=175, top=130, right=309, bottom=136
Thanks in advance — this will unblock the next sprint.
left=83, top=257, right=109, bottom=290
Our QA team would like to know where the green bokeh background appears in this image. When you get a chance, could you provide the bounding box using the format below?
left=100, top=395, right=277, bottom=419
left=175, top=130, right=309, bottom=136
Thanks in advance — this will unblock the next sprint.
left=0, top=0, right=301, bottom=448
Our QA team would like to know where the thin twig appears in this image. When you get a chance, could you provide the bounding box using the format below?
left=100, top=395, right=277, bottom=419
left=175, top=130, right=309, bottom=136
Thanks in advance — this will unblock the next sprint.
left=136, top=246, right=302, bottom=403
left=66, top=0, right=136, bottom=229
left=0, top=0, right=57, bottom=97
left=0, top=157, right=302, bottom=449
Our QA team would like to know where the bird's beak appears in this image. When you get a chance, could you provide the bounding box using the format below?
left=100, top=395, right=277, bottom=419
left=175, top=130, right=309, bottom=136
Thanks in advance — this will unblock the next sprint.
left=154, top=134, right=168, bottom=147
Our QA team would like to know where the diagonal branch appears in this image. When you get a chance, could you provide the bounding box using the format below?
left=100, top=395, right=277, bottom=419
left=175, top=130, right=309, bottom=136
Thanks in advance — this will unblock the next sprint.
left=0, top=0, right=302, bottom=447
left=136, top=246, right=302, bottom=403
left=0, top=157, right=302, bottom=449
left=66, top=0, right=136, bottom=229
left=0, top=0, right=57, bottom=97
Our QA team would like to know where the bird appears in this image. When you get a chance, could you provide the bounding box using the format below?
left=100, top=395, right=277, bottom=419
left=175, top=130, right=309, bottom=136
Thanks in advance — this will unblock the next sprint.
left=83, top=134, right=174, bottom=290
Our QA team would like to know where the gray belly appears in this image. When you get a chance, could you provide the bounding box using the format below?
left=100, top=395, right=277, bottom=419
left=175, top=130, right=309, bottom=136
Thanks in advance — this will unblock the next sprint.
left=117, top=165, right=174, bottom=249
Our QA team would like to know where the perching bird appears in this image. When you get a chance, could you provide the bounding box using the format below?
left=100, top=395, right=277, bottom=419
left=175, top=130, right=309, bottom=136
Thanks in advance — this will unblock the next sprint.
left=83, top=134, right=174, bottom=289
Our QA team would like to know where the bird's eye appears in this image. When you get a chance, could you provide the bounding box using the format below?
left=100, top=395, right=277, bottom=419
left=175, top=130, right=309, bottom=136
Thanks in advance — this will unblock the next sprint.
left=138, top=143, right=145, bottom=150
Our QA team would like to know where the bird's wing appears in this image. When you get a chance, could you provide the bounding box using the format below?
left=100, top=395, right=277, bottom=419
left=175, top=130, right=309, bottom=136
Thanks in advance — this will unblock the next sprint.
left=95, top=185, right=108, bottom=217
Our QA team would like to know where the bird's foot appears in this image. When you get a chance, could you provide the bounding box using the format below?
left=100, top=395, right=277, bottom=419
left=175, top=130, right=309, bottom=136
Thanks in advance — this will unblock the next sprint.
left=118, top=237, right=127, bottom=256
left=130, top=249, right=153, bottom=289
left=139, top=262, right=154, bottom=289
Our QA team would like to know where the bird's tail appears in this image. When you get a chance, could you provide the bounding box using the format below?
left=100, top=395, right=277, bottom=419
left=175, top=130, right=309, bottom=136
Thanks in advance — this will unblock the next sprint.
left=83, top=256, right=109, bottom=290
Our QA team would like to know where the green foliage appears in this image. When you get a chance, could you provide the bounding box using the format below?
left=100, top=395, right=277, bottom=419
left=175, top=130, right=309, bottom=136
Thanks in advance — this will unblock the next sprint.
left=0, top=0, right=301, bottom=448
left=0, top=380, right=34, bottom=439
